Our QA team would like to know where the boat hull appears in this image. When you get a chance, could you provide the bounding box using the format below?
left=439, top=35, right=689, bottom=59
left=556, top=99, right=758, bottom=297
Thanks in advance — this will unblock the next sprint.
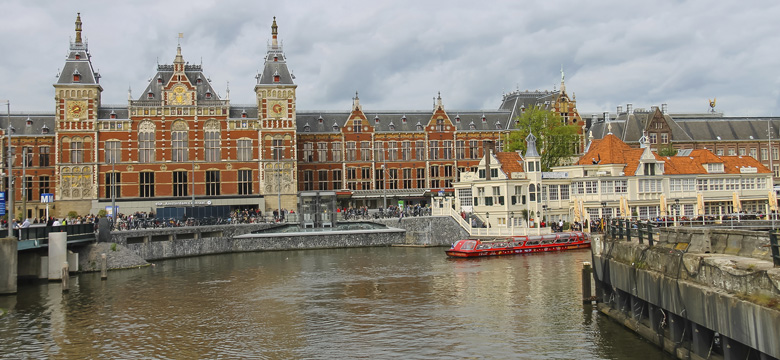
left=446, top=232, right=591, bottom=258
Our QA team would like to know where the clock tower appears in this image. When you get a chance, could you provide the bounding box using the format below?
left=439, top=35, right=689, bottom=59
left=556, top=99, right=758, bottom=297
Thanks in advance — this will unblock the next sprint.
left=255, top=17, right=298, bottom=212
left=53, top=13, right=102, bottom=216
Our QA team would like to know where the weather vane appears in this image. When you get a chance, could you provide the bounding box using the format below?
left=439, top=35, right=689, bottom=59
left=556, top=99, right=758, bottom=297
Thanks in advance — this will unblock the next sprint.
left=708, top=98, right=716, bottom=112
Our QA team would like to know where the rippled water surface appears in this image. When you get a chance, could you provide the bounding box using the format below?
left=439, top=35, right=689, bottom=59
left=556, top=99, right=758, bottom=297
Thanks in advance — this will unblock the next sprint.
left=0, top=247, right=670, bottom=359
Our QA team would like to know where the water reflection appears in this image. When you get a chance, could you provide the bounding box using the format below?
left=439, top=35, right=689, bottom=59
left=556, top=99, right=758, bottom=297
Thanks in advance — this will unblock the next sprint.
left=0, top=247, right=670, bottom=359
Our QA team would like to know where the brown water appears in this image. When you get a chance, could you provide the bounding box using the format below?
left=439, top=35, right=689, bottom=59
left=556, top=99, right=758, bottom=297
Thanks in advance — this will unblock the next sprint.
left=0, top=247, right=670, bottom=359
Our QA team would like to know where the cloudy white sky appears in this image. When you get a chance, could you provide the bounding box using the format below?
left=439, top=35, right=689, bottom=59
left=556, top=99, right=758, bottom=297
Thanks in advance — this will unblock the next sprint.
left=2, top=0, right=780, bottom=117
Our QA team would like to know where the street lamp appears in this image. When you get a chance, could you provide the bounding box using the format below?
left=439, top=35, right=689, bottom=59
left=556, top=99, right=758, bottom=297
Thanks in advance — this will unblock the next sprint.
left=510, top=211, right=514, bottom=231
left=601, top=201, right=608, bottom=233
left=1, top=100, right=14, bottom=234
left=486, top=212, right=490, bottom=228
left=382, top=161, right=387, bottom=210
left=674, top=198, right=680, bottom=226
left=542, top=205, right=547, bottom=225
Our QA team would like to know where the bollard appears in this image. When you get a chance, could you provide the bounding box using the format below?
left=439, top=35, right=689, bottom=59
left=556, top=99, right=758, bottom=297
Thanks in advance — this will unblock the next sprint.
left=582, top=262, right=592, bottom=304
left=62, top=262, right=69, bottom=292
left=101, top=253, right=108, bottom=280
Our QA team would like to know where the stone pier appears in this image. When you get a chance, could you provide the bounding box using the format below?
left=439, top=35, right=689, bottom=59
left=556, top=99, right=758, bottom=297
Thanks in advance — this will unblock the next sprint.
left=0, top=238, right=17, bottom=295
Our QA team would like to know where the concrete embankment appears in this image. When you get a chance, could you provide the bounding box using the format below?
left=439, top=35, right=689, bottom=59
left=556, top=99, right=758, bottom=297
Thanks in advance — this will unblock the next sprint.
left=592, top=228, right=780, bottom=360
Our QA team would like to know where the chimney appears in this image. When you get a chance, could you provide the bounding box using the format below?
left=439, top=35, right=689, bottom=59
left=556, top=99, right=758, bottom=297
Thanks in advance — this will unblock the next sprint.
left=603, top=112, right=610, bottom=122
left=484, top=140, right=495, bottom=181
left=662, top=103, right=668, bottom=115
left=617, top=105, right=623, bottom=114
left=627, top=103, right=633, bottom=114
left=592, top=114, right=599, bottom=123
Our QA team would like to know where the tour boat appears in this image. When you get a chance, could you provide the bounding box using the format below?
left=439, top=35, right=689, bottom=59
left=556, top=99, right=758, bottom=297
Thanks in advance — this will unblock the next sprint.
left=445, top=232, right=591, bottom=258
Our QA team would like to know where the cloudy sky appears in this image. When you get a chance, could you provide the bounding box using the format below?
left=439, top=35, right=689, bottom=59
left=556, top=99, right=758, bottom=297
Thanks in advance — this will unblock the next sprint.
left=2, top=0, right=780, bottom=117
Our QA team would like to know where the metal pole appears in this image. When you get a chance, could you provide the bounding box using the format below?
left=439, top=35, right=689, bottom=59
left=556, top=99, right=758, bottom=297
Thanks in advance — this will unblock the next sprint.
left=5, top=101, right=14, bottom=235
left=382, top=158, right=387, bottom=210
left=21, top=147, right=26, bottom=223
left=277, top=163, right=282, bottom=216
left=191, top=159, right=195, bottom=218
left=111, top=160, right=116, bottom=222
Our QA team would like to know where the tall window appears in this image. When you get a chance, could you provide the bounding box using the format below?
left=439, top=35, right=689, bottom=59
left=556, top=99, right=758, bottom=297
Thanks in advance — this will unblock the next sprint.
left=469, top=140, right=479, bottom=159
left=436, top=119, right=445, bottom=131
left=205, top=121, right=221, bottom=162
left=39, top=146, right=50, bottom=167
left=105, top=140, right=121, bottom=164
left=388, top=168, right=398, bottom=190
left=374, top=141, right=385, bottom=162
left=429, top=140, right=439, bottom=160
left=238, top=169, right=252, bottom=195
left=352, top=119, right=362, bottom=133
left=39, top=176, right=50, bottom=196
left=304, top=170, right=314, bottom=191
left=318, top=170, right=328, bottom=190
left=138, top=121, right=155, bottom=163
left=360, top=141, right=371, bottom=161
left=25, top=176, right=33, bottom=201
left=317, top=142, right=328, bottom=162
left=332, top=142, right=342, bottom=162
left=402, top=141, right=411, bottom=161
left=140, top=172, right=155, bottom=197
left=173, top=171, right=188, bottom=197
left=237, top=139, right=252, bottom=161
left=105, top=172, right=120, bottom=198
left=171, top=121, right=188, bottom=162
left=416, top=168, right=425, bottom=188
left=415, top=140, right=425, bottom=161
left=361, top=167, right=371, bottom=190
left=333, top=169, right=342, bottom=190
left=346, top=167, right=357, bottom=190
left=23, top=147, right=33, bottom=167
left=346, top=142, right=357, bottom=161
left=272, top=138, right=283, bottom=160
left=443, top=140, right=453, bottom=160
left=456, top=140, right=465, bottom=159
left=206, top=170, right=220, bottom=196
left=388, top=141, right=398, bottom=161
left=402, top=169, right=412, bottom=188
left=303, top=142, right=314, bottom=162
left=70, top=138, right=83, bottom=164
left=375, top=167, right=384, bottom=190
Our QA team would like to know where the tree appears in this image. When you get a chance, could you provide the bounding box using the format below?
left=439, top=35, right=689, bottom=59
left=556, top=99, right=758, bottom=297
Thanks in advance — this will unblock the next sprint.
left=506, top=106, right=580, bottom=171
left=657, top=143, right=677, bottom=157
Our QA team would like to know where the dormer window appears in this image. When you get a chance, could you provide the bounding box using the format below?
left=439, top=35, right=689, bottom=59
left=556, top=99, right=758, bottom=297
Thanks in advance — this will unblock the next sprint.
left=273, top=55, right=278, bottom=62
left=455, top=115, right=460, bottom=123
left=402, top=115, right=407, bottom=124
left=332, top=123, right=340, bottom=131
left=273, top=70, right=280, bottom=83
left=196, top=76, right=203, bottom=85
left=389, top=122, right=395, bottom=131
left=706, top=163, right=724, bottom=173
left=469, top=121, right=476, bottom=130
left=75, top=54, right=80, bottom=60
left=26, top=117, right=32, bottom=126
left=147, top=91, right=154, bottom=99
left=304, top=124, right=310, bottom=132
left=374, top=115, right=380, bottom=124
left=241, top=110, right=247, bottom=118
left=416, top=122, right=423, bottom=131
left=157, top=76, right=163, bottom=84
left=495, top=121, right=501, bottom=129
left=41, top=125, right=49, bottom=134
left=481, top=115, right=487, bottom=123
left=73, top=69, right=81, bottom=82
left=205, top=90, right=212, bottom=99
left=318, top=116, right=324, bottom=124
left=110, top=111, right=117, bottom=119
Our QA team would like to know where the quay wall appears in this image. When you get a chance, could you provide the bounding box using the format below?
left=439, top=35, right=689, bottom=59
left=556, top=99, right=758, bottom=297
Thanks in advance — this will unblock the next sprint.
left=592, top=229, right=780, bottom=359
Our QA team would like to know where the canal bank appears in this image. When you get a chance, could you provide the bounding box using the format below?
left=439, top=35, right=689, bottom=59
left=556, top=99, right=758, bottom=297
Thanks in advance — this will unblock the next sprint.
left=591, top=227, right=780, bottom=360
left=77, top=216, right=464, bottom=272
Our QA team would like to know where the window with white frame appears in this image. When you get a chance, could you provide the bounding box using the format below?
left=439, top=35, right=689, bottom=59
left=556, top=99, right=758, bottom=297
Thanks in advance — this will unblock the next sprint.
left=725, top=178, right=739, bottom=190
left=204, top=120, right=220, bottom=162
left=237, top=139, right=252, bottom=161
left=585, top=181, right=597, bottom=194
left=639, top=179, right=662, bottom=193
left=697, top=179, right=708, bottom=191
left=600, top=180, right=614, bottom=194
left=458, top=188, right=473, bottom=207
left=709, top=178, right=724, bottom=191
left=615, top=180, right=628, bottom=193
left=548, top=184, right=559, bottom=200
left=560, top=184, right=570, bottom=200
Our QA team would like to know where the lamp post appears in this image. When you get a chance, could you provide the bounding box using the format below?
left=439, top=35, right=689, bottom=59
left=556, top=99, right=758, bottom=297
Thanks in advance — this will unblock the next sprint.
left=111, top=159, right=116, bottom=223
left=510, top=211, right=514, bottom=233
left=191, top=158, right=195, bottom=219
left=674, top=198, right=680, bottom=227
left=2, top=100, right=13, bottom=234
left=382, top=160, right=387, bottom=210
left=486, top=212, right=490, bottom=228
left=601, top=201, right=607, bottom=233
left=542, top=205, right=547, bottom=226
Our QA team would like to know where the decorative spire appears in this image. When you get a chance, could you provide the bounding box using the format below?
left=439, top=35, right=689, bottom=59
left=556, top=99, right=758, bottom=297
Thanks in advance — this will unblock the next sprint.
left=353, top=91, right=361, bottom=111
left=607, top=122, right=613, bottom=135
left=75, top=13, right=83, bottom=44
left=436, top=91, right=443, bottom=109
left=525, top=133, right=540, bottom=158
left=559, top=65, right=566, bottom=93
left=271, top=16, right=278, bottom=47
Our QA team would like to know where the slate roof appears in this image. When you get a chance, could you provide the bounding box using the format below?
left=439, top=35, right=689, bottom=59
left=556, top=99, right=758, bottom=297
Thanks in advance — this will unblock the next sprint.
left=296, top=110, right=514, bottom=134
left=0, top=114, right=55, bottom=136
left=138, top=61, right=221, bottom=102
left=499, top=90, right=559, bottom=120
left=257, top=50, right=295, bottom=85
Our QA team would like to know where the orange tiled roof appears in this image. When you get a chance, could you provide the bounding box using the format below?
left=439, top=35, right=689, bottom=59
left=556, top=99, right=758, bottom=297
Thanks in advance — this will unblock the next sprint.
left=495, top=152, right=524, bottom=178
left=720, top=155, right=772, bottom=174
left=576, top=134, right=644, bottom=175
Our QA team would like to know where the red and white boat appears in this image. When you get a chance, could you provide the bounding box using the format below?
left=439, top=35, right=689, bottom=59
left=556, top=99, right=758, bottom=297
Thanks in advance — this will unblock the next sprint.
left=445, top=232, right=591, bottom=258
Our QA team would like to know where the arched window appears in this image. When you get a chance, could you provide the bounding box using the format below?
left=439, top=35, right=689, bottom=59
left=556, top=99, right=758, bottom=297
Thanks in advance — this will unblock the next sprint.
left=171, top=121, right=188, bottom=162
left=71, top=137, right=84, bottom=164
left=204, top=120, right=220, bottom=161
left=138, top=121, right=155, bottom=163
left=529, top=184, right=536, bottom=202
left=105, top=140, right=121, bottom=164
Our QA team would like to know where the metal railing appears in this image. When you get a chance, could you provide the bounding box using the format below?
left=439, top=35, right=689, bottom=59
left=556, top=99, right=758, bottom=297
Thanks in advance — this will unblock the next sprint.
left=608, top=219, right=656, bottom=246
left=769, top=231, right=780, bottom=267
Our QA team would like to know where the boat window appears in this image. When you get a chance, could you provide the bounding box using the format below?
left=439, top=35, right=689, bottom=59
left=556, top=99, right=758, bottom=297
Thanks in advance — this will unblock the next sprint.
left=476, top=243, right=492, bottom=250
left=526, top=241, right=540, bottom=246
left=461, top=241, right=476, bottom=250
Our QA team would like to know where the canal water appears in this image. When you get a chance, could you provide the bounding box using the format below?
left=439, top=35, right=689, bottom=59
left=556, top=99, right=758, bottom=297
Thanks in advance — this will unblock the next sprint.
left=0, top=247, right=670, bottom=359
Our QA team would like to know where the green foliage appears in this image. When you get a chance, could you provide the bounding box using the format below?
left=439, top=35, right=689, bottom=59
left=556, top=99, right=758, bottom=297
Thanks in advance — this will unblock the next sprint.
left=657, top=144, right=677, bottom=157
left=506, top=106, right=580, bottom=171
left=521, top=209, right=529, bottom=221
left=110, top=243, right=117, bottom=252
left=67, top=211, right=78, bottom=219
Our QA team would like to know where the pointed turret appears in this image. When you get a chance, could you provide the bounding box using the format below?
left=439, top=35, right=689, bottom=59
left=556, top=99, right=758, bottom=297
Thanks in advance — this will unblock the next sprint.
left=75, top=12, right=83, bottom=44
left=256, top=17, right=295, bottom=86
left=56, top=13, right=101, bottom=87
left=271, top=16, right=279, bottom=47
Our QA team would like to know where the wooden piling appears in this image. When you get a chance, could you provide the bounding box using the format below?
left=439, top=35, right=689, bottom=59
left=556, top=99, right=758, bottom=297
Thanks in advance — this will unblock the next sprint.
left=582, top=261, right=592, bottom=304
left=100, top=253, right=107, bottom=280
left=61, top=262, right=69, bottom=292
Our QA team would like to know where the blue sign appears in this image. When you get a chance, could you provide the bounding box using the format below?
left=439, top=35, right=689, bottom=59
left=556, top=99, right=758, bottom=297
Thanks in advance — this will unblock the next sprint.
left=0, top=192, right=5, bottom=216
left=41, top=193, right=54, bottom=203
